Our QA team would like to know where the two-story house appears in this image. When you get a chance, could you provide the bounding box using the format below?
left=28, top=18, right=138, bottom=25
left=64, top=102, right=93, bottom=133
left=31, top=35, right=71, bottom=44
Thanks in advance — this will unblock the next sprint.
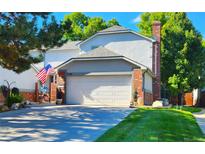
left=0, top=21, right=161, bottom=107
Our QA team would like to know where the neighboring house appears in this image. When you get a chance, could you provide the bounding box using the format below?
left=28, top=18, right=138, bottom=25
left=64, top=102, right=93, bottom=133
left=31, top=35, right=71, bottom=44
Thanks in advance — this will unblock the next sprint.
left=0, top=41, right=80, bottom=102
left=0, top=65, right=38, bottom=102
left=0, top=22, right=161, bottom=106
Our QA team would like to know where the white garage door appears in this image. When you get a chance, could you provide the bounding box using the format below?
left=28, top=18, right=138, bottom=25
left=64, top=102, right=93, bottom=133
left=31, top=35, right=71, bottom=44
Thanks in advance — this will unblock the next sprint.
left=66, top=75, right=132, bottom=106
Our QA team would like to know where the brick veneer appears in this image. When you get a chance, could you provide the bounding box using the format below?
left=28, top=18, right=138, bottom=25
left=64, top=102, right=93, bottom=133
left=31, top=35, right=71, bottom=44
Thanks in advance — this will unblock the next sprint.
left=0, top=93, right=5, bottom=103
left=0, top=91, right=36, bottom=104
left=152, top=21, right=161, bottom=101
left=35, top=82, right=39, bottom=102
left=133, top=69, right=153, bottom=106
left=133, top=69, right=143, bottom=98
left=57, top=71, right=66, bottom=104
left=49, top=82, right=57, bottom=102
left=21, top=92, right=35, bottom=102
left=144, top=91, right=153, bottom=105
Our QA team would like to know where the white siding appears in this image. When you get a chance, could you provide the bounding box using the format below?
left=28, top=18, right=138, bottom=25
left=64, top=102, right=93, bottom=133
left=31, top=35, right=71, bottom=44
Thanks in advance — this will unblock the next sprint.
left=61, top=59, right=134, bottom=73
left=144, top=72, right=152, bottom=93
left=0, top=66, right=37, bottom=91
left=80, top=32, right=153, bottom=70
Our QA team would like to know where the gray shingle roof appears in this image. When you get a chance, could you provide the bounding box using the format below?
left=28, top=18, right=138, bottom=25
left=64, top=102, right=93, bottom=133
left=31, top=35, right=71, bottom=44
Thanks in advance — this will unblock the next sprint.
left=99, top=25, right=129, bottom=33
left=49, top=41, right=81, bottom=51
left=78, top=46, right=121, bottom=58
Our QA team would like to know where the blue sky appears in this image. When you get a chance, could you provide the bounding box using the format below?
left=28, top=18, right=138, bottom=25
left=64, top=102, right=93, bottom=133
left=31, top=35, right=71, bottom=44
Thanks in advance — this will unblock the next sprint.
left=52, top=12, right=205, bottom=38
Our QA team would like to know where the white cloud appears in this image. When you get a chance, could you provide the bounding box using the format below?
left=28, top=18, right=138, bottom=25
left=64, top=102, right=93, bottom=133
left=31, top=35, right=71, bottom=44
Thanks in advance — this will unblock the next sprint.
left=132, top=15, right=141, bottom=23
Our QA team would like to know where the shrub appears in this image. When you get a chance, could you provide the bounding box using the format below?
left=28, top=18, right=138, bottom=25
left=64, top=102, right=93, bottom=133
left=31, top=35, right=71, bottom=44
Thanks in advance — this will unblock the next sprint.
left=11, top=87, right=20, bottom=95
left=6, top=94, right=23, bottom=108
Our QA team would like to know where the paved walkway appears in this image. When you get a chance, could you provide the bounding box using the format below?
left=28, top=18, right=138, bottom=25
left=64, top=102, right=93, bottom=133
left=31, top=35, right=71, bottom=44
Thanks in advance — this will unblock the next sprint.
left=0, top=105, right=133, bottom=142
left=193, top=109, right=205, bottom=134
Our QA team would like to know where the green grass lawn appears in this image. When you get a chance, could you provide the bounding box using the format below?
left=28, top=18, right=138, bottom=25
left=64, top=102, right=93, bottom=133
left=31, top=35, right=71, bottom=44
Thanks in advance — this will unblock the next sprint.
left=172, top=106, right=202, bottom=113
left=96, top=107, right=205, bottom=142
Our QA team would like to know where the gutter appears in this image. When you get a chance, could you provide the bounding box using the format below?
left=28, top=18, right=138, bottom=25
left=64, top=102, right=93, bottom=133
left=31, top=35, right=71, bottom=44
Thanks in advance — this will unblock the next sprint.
left=66, top=71, right=132, bottom=76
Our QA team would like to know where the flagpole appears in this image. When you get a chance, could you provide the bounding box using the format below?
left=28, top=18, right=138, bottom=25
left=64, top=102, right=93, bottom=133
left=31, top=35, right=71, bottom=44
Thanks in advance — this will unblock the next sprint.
left=43, top=52, right=45, bottom=89
left=42, top=52, right=46, bottom=89
left=43, top=52, right=46, bottom=67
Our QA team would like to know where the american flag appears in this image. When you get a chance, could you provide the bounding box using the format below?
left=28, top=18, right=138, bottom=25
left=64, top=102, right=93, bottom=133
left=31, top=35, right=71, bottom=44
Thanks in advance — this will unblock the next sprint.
left=36, top=64, right=55, bottom=84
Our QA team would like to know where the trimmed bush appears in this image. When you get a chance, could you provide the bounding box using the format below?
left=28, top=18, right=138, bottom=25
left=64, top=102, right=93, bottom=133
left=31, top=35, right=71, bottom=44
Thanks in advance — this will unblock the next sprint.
left=11, top=87, right=20, bottom=95
left=6, top=94, right=23, bottom=108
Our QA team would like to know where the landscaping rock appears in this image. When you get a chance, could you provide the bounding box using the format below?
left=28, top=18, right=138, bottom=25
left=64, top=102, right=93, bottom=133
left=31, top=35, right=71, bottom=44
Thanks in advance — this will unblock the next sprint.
left=0, top=105, right=9, bottom=112
left=25, top=100, right=31, bottom=105
left=162, top=98, right=169, bottom=106
left=129, top=102, right=137, bottom=108
left=21, top=100, right=31, bottom=107
left=10, top=103, right=16, bottom=110
left=152, top=100, right=163, bottom=108
left=11, top=103, right=21, bottom=110
left=19, top=102, right=25, bottom=108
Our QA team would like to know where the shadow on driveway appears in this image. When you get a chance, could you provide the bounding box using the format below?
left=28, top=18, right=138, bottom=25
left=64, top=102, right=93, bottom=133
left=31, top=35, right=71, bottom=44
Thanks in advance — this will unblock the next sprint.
left=0, top=105, right=133, bottom=142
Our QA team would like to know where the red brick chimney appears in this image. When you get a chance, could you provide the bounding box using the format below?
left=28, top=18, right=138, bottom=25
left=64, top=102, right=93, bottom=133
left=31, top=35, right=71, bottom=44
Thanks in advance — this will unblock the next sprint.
left=152, top=21, right=161, bottom=101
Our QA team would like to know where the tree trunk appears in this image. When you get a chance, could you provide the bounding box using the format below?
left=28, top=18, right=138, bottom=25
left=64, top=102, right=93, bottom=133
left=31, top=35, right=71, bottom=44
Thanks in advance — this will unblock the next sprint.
left=181, top=91, right=184, bottom=107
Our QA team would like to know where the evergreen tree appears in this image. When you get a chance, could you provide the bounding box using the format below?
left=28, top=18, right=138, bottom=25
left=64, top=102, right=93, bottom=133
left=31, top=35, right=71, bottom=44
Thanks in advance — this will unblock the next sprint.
left=0, top=13, right=66, bottom=73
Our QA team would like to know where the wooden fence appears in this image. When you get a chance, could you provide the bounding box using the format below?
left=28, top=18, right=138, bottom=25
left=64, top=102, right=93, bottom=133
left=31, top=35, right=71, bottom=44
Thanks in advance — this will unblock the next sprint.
left=170, top=92, right=193, bottom=106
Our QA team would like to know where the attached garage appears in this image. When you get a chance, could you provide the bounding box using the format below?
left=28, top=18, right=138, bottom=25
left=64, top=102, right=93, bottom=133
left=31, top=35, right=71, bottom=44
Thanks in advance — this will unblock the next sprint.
left=66, top=75, right=132, bottom=106
left=56, top=47, right=154, bottom=107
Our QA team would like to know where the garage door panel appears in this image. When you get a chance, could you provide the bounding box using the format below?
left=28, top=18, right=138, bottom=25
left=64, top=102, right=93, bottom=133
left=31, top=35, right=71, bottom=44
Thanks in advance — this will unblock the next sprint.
left=66, top=75, right=132, bottom=106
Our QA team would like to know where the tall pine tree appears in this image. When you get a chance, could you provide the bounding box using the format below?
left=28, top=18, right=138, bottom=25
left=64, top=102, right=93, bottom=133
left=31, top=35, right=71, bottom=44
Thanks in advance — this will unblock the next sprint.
left=0, top=13, right=67, bottom=73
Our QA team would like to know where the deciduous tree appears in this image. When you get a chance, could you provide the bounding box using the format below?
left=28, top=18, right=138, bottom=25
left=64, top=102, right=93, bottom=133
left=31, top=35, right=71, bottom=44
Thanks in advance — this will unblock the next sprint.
left=62, top=12, right=120, bottom=41
left=138, top=13, right=205, bottom=103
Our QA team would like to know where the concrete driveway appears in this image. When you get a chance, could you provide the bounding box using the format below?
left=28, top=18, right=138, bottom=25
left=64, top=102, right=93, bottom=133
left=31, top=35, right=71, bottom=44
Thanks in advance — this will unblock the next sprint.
left=0, top=105, right=133, bottom=142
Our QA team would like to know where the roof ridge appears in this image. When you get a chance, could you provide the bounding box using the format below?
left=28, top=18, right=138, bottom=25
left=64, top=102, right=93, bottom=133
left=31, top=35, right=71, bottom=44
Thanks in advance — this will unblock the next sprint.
left=98, top=25, right=129, bottom=33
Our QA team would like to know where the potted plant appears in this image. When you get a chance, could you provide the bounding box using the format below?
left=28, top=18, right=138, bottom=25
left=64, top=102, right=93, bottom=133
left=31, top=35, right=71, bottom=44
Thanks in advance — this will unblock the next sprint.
left=56, top=88, right=63, bottom=105
left=130, top=91, right=138, bottom=108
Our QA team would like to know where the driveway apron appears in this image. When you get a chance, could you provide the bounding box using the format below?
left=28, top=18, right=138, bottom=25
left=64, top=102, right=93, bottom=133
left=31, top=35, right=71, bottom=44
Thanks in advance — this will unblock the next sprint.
left=0, top=105, right=133, bottom=141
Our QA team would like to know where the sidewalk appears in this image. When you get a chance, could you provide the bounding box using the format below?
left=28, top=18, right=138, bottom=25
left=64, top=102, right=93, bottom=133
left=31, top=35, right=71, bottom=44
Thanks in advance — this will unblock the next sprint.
left=193, top=109, right=205, bottom=135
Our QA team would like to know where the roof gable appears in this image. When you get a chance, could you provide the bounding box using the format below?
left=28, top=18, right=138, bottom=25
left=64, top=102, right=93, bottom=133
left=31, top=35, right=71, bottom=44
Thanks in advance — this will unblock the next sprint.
left=77, top=25, right=156, bottom=46
left=78, top=46, right=120, bottom=58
